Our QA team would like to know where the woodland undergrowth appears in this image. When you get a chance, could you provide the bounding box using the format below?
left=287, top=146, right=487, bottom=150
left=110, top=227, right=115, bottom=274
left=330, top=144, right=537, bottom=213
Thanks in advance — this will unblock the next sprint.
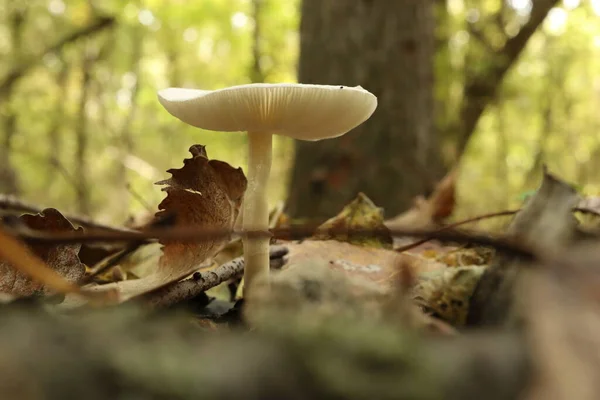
left=0, top=146, right=599, bottom=400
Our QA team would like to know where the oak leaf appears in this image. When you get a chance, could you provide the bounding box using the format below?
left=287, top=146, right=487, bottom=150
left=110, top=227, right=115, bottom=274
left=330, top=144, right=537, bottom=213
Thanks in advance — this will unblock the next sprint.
left=0, top=208, right=85, bottom=296
left=75, top=145, right=247, bottom=304
left=154, top=144, right=247, bottom=277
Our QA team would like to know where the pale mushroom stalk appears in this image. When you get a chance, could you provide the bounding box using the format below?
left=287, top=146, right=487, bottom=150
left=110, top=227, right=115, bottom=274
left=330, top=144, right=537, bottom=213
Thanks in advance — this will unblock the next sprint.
left=157, top=83, right=377, bottom=298
left=243, top=131, right=272, bottom=290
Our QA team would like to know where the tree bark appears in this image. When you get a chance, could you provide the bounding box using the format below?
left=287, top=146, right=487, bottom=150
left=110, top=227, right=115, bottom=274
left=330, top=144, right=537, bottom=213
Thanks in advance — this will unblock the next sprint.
left=288, top=0, right=444, bottom=220
left=46, top=59, right=70, bottom=184
left=75, top=52, right=93, bottom=216
left=116, top=26, right=143, bottom=215
left=74, top=39, right=112, bottom=216
left=0, top=4, right=26, bottom=195
left=250, top=0, right=266, bottom=83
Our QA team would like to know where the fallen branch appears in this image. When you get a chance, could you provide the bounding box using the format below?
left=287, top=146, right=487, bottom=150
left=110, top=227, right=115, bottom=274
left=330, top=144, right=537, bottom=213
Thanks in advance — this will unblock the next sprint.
left=141, top=245, right=289, bottom=309
left=83, top=213, right=176, bottom=284
left=142, top=259, right=243, bottom=309
left=11, top=223, right=537, bottom=262
left=395, top=209, right=519, bottom=253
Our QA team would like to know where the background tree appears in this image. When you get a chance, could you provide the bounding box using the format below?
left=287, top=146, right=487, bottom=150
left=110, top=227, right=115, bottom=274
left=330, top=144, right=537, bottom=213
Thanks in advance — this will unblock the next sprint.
left=287, top=0, right=444, bottom=220
left=288, top=0, right=559, bottom=220
left=443, top=0, right=559, bottom=159
left=0, top=3, right=26, bottom=195
left=0, top=0, right=599, bottom=227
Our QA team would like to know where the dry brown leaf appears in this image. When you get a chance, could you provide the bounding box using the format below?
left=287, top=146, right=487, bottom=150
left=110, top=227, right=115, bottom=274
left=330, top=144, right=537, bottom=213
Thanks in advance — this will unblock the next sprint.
left=283, top=240, right=444, bottom=293
left=0, top=208, right=85, bottom=297
left=311, top=192, right=393, bottom=249
left=78, top=243, right=123, bottom=268
left=385, top=167, right=457, bottom=231
left=280, top=240, right=474, bottom=328
left=155, top=144, right=246, bottom=275
left=246, top=249, right=456, bottom=335
left=429, top=167, right=457, bottom=222
left=73, top=145, right=247, bottom=304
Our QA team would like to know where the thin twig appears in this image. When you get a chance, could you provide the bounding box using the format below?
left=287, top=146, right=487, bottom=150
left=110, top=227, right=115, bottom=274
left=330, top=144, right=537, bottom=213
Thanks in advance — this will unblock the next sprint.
left=83, top=213, right=176, bottom=284
left=0, top=194, right=137, bottom=234
left=126, top=183, right=153, bottom=213
left=395, top=209, right=519, bottom=253
left=142, top=258, right=243, bottom=309
left=12, top=224, right=536, bottom=260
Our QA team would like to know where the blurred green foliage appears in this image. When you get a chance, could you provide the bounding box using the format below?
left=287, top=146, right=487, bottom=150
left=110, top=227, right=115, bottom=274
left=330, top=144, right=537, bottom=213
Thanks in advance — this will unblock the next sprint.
left=454, top=0, right=600, bottom=223
left=1, top=0, right=599, bottom=226
left=0, top=0, right=298, bottom=223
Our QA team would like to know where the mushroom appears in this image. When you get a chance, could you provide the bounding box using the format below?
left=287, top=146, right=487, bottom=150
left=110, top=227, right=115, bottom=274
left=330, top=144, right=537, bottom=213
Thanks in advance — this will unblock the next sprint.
left=157, top=83, right=377, bottom=296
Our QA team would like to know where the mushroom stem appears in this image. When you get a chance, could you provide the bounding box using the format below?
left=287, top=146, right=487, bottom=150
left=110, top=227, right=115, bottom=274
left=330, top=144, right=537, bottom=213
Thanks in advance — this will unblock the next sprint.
left=242, top=131, right=272, bottom=296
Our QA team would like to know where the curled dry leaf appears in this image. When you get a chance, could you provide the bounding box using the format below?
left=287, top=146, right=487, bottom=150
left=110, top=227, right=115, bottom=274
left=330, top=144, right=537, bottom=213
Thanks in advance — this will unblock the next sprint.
left=412, top=265, right=486, bottom=326
left=277, top=237, right=482, bottom=328
left=154, top=144, right=247, bottom=277
left=0, top=208, right=85, bottom=296
left=73, top=145, right=247, bottom=304
left=311, top=192, right=393, bottom=249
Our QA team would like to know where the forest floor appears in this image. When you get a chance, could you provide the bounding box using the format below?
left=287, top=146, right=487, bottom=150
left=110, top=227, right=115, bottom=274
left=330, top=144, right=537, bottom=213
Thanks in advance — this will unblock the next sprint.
left=0, top=146, right=598, bottom=400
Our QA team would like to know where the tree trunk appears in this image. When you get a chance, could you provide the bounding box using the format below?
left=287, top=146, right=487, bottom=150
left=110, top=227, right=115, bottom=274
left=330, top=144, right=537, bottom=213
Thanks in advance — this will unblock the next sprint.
left=46, top=59, right=69, bottom=184
left=288, top=0, right=444, bottom=220
left=74, top=38, right=112, bottom=216
left=0, top=4, right=26, bottom=195
left=115, top=26, right=143, bottom=218
left=250, top=0, right=266, bottom=83
left=75, top=52, right=93, bottom=216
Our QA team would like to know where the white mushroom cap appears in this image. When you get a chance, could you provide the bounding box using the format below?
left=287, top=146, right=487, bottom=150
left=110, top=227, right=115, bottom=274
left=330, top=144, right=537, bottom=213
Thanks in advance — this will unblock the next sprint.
left=157, top=83, right=377, bottom=141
